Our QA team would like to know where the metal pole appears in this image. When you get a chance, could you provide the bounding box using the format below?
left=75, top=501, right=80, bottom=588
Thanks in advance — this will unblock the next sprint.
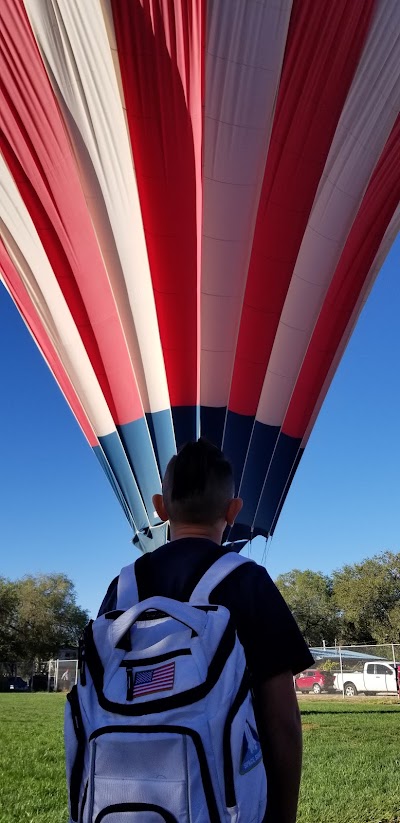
left=339, top=645, right=344, bottom=697
left=392, top=644, right=400, bottom=700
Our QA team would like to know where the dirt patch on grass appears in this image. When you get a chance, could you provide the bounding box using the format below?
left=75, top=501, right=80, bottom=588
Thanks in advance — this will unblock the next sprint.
left=298, top=693, right=400, bottom=704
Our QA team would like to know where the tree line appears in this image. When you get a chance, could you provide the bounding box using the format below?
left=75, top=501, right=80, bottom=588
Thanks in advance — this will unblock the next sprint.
left=1, top=550, right=399, bottom=665
left=0, top=573, right=89, bottom=666
left=275, top=550, right=400, bottom=647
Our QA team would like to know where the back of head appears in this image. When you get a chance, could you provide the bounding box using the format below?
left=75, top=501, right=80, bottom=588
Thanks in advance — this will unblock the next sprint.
left=162, top=438, right=234, bottom=526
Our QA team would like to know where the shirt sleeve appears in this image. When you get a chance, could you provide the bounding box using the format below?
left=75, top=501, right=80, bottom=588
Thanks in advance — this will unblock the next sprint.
left=213, top=563, right=314, bottom=684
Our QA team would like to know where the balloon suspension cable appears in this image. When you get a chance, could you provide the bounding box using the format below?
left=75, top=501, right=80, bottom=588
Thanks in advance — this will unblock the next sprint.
left=247, top=528, right=254, bottom=557
left=261, top=536, right=271, bottom=567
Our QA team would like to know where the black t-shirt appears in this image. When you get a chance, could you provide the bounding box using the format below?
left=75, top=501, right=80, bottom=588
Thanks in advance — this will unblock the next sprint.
left=98, top=538, right=313, bottom=685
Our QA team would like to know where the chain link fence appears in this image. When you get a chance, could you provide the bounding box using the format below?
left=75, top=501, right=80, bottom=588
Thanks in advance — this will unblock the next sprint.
left=55, top=659, right=78, bottom=691
left=0, top=659, right=78, bottom=692
left=299, top=643, right=400, bottom=697
left=3, top=644, right=400, bottom=696
left=0, top=660, right=53, bottom=691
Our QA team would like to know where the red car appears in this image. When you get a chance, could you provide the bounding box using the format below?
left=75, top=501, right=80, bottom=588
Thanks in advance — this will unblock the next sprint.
left=295, top=669, right=335, bottom=694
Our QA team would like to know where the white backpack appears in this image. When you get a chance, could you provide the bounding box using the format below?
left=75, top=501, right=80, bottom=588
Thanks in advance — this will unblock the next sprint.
left=65, top=552, right=267, bottom=823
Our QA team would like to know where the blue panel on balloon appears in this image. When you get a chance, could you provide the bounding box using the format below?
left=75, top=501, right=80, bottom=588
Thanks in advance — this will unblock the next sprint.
left=93, top=445, right=136, bottom=530
left=172, top=406, right=199, bottom=449
left=117, top=418, right=163, bottom=523
left=254, top=433, right=302, bottom=535
left=97, top=432, right=150, bottom=532
left=236, top=420, right=281, bottom=529
left=222, top=411, right=257, bottom=491
left=146, top=409, right=176, bottom=477
left=269, top=447, right=304, bottom=535
left=200, top=406, right=226, bottom=450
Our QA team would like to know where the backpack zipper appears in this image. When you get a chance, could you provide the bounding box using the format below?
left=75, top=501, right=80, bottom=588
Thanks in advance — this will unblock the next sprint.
left=223, top=671, right=251, bottom=807
left=78, top=635, right=86, bottom=686
left=120, top=649, right=190, bottom=668
left=67, top=686, right=86, bottom=822
left=84, top=616, right=236, bottom=716
left=126, top=666, right=134, bottom=701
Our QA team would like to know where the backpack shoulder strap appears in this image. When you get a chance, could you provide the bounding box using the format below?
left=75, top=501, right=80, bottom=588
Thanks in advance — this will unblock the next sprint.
left=116, top=562, right=139, bottom=610
left=189, top=552, right=254, bottom=604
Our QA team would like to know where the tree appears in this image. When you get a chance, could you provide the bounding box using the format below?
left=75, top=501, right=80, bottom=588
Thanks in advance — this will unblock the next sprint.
left=0, top=577, right=22, bottom=662
left=332, top=551, right=400, bottom=644
left=275, top=569, right=340, bottom=646
left=0, top=573, right=89, bottom=663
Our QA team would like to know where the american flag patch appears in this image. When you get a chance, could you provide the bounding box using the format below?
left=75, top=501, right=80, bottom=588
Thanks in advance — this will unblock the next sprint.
left=133, top=662, right=175, bottom=697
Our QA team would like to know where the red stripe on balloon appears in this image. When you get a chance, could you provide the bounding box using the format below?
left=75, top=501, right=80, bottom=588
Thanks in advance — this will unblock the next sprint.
left=283, top=115, right=400, bottom=439
left=228, top=0, right=376, bottom=417
left=111, top=0, right=204, bottom=408
left=0, top=240, right=98, bottom=447
left=0, top=0, right=144, bottom=426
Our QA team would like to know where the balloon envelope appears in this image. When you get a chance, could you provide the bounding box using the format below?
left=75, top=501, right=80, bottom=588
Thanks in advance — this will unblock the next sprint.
left=1, top=0, right=399, bottom=551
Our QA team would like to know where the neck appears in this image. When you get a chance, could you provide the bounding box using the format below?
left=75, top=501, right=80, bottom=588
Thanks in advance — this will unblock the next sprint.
left=169, top=521, right=224, bottom=544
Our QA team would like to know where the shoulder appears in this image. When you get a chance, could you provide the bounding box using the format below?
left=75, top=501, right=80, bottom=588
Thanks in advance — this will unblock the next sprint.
left=212, top=558, right=314, bottom=681
left=213, top=560, right=291, bottom=634
left=212, top=555, right=280, bottom=604
left=97, top=553, right=150, bottom=616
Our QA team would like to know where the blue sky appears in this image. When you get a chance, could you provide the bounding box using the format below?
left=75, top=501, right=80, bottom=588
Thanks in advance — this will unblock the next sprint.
left=1, top=236, right=399, bottom=617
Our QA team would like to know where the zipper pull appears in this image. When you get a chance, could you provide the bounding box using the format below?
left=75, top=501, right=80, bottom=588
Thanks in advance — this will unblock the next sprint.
left=71, top=700, right=81, bottom=737
left=126, top=666, right=134, bottom=701
left=79, top=638, right=86, bottom=687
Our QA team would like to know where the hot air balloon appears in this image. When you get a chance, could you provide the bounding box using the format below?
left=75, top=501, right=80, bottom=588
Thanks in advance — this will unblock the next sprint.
left=1, top=0, right=399, bottom=552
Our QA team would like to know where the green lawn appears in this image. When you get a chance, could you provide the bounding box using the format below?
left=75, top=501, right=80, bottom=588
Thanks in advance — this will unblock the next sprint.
left=298, top=696, right=400, bottom=823
left=0, top=694, right=66, bottom=823
left=0, top=693, right=399, bottom=823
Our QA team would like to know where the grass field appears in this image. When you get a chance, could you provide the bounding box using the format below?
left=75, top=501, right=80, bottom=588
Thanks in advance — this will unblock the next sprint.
left=0, top=693, right=399, bottom=823
left=298, top=696, right=400, bottom=823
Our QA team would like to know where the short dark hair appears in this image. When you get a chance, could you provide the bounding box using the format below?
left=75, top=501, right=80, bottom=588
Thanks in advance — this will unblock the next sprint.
left=162, top=438, right=234, bottom=525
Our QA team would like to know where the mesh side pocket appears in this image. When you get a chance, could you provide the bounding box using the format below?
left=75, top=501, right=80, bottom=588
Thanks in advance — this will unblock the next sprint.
left=65, top=686, right=87, bottom=822
left=86, top=732, right=189, bottom=823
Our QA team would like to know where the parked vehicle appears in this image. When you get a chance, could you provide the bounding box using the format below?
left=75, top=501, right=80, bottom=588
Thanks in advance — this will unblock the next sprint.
left=334, top=661, right=398, bottom=696
left=295, top=669, right=335, bottom=694
left=29, top=673, right=54, bottom=692
left=7, top=676, right=28, bottom=692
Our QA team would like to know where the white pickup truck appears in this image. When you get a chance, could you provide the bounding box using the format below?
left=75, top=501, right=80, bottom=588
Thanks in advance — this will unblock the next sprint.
left=334, top=661, right=398, bottom=696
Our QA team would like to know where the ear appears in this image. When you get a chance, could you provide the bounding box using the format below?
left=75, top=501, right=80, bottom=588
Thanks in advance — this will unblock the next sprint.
left=152, top=493, right=169, bottom=523
left=225, top=497, right=243, bottom=527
